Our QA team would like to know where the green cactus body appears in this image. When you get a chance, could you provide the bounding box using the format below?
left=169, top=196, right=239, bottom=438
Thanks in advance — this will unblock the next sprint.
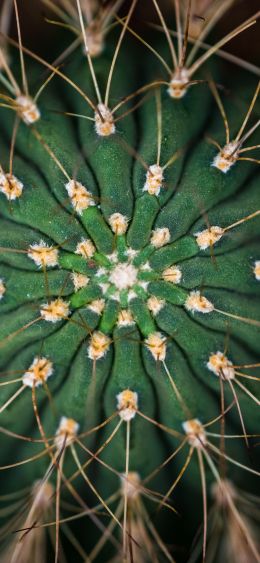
left=0, top=1, right=259, bottom=561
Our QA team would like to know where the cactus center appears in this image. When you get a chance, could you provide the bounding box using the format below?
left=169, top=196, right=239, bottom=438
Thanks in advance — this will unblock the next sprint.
left=109, top=262, right=138, bottom=290
left=91, top=247, right=152, bottom=305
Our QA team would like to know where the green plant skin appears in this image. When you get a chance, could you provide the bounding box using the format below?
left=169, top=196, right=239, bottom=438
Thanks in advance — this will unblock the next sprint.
left=0, top=28, right=259, bottom=562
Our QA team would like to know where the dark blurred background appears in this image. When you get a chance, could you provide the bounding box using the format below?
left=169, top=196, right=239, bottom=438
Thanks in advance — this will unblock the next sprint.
left=0, top=0, right=259, bottom=64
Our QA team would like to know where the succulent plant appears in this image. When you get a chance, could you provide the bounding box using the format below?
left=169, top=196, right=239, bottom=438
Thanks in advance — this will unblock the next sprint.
left=0, top=0, right=259, bottom=561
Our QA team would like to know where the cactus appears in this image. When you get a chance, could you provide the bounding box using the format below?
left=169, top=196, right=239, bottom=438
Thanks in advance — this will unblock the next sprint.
left=0, top=0, right=259, bottom=561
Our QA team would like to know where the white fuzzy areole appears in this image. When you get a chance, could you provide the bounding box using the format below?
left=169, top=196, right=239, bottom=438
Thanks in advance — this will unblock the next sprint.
left=22, top=357, right=53, bottom=388
left=76, top=238, right=95, bottom=258
left=117, top=389, right=138, bottom=421
left=212, top=141, right=239, bottom=173
left=145, top=332, right=167, bottom=361
left=150, top=227, right=170, bottom=248
left=195, top=226, right=224, bottom=250
left=182, top=419, right=206, bottom=448
left=88, top=298, right=105, bottom=315
left=109, top=212, right=128, bottom=235
left=185, top=291, right=214, bottom=314
left=15, top=95, right=40, bottom=124
left=254, top=260, right=260, bottom=281
left=143, top=164, right=164, bottom=196
left=147, top=295, right=165, bottom=315
left=40, top=298, right=70, bottom=322
left=71, top=272, right=89, bottom=291
left=55, top=416, right=79, bottom=448
left=207, top=351, right=235, bottom=380
left=28, top=241, right=59, bottom=268
left=0, top=279, right=6, bottom=300
left=162, top=266, right=182, bottom=284
left=168, top=67, right=190, bottom=99
left=117, top=309, right=135, bottom=326
left=127, top=289, right=137, bottom=302
left=0, top=172, right=23, bottom=200
left=126, top=248, right=138, bottom=260
left=95, top=103, right=115, bottom=136
left=88, top=331, right=110, bottom=360
left=109, top=263, right=138, bottom=290
left=65, top=180, right=95, bottom=214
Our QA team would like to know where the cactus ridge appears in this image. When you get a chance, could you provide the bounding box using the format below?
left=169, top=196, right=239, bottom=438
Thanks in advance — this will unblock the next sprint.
left=0, top=0, right=260, bottom=561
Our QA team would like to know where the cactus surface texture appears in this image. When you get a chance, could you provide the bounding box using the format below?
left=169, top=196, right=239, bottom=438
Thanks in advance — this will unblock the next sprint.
left=0, top=1, right=259, bottom=561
